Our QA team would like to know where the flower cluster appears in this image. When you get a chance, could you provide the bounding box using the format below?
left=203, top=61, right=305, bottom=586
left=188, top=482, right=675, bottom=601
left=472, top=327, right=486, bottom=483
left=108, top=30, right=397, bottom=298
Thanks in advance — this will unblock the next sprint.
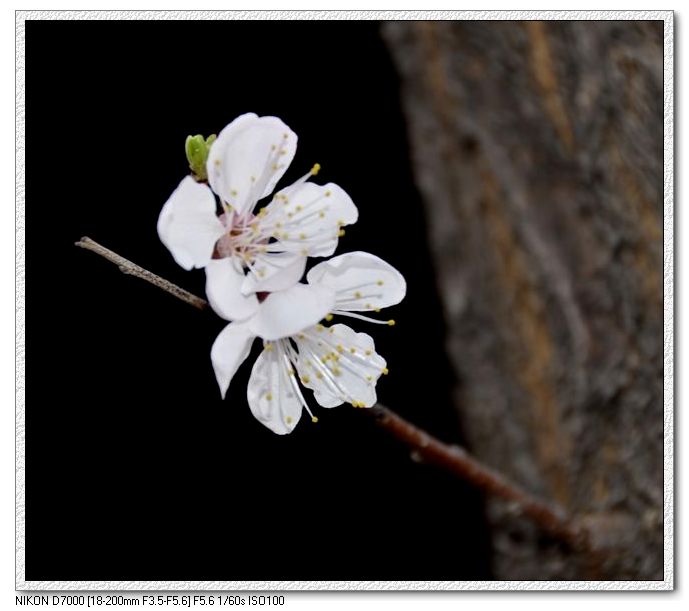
left=158, top=113, right=406, bottom=434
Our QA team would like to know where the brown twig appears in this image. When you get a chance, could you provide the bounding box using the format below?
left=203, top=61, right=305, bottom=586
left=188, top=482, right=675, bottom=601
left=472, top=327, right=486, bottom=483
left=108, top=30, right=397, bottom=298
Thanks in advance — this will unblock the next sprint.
left=75, top=237, right=209, bottom=311
left=364, top=404, right=590, bottom=553
left=75, top=235, right=592, bottom=554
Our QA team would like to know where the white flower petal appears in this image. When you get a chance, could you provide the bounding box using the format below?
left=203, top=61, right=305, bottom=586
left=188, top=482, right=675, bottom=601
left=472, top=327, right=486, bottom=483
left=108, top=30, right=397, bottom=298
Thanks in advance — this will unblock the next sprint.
left=306, top=251, right=406, bottom=311
left=157, top=176, right=225, bottom=270
left=294, top=323, right=387, bottom=408
left=210, top=321, right=256, bottom=399
left=207, top=113, right=297, bottom=218
left=247, top=343, right=304, bottom=434
left=261, top=182, right=358, bottom=258
left=240, top=251, right=306, bottom=295
left=311, top=388, right=343, bottom=408
left=248, top=283, right=335, bottom=341
left=205, top=258, right=260, bottom=321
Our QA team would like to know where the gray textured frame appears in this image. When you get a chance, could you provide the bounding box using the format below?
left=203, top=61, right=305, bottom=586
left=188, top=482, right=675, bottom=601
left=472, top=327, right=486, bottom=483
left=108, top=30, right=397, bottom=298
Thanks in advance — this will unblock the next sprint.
left=15, top=9, right=674, bottom=591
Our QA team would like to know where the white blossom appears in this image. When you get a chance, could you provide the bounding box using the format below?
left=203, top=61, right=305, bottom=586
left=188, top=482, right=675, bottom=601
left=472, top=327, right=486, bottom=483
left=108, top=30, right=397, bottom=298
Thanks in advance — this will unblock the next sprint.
left=210, top=252, right=406, bottom=434
left=157, top=113, right=358, bottom=322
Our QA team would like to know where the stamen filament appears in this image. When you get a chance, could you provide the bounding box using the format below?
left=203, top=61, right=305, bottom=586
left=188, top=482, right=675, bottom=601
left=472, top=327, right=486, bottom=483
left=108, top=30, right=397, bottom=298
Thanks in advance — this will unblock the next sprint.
left=330, top=310, right=391, bottom=325
left=278, top=340, right=315, bottom=420
left=297, top=341, right=352, bottom=403
left=336, top=293, right=384, bottom=305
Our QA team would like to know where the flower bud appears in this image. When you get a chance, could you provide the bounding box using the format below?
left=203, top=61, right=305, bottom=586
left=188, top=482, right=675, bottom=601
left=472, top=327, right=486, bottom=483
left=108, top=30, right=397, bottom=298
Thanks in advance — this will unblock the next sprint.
left=185, top=133, right=216, bottom=181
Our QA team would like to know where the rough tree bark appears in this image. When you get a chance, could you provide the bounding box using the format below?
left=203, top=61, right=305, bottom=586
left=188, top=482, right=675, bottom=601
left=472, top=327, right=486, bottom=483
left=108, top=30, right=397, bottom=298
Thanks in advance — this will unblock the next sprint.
left=382, top=20, right=664, bottom=580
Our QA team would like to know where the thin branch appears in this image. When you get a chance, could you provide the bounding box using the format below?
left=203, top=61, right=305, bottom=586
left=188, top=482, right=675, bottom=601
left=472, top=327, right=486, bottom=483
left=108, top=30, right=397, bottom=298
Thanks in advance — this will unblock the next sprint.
left=75, top=237, right=209, bottom=311
left=75, top=235, right=591, bottom=554
left=364, top=404, right=590, bottom=553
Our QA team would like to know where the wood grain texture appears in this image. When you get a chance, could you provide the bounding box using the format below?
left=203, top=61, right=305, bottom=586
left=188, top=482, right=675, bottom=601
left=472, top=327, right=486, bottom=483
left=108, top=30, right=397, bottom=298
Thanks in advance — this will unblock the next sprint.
left=382, top=20, right=663, bottom=580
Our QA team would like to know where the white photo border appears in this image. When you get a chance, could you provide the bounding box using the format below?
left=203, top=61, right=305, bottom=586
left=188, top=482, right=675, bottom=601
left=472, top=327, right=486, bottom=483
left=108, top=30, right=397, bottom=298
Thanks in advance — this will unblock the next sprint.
left=15, top=9, right=674, bottom=591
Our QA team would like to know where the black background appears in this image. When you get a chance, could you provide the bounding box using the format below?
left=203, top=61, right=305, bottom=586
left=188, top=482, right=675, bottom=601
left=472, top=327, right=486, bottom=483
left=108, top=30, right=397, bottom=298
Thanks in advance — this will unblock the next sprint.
left=26, top=20, right=492, bottom=581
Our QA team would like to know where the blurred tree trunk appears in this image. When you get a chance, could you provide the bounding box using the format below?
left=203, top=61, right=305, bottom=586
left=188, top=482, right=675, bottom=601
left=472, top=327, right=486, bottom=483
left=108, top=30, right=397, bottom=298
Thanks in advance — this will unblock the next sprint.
left=383, top=20, right=664, bottom=580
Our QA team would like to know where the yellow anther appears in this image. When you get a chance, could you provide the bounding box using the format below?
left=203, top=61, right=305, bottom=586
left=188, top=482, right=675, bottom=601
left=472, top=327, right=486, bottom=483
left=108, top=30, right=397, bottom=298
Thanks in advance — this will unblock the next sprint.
left=266, top=393, right=273, bottom=401
left=365, top=349, right=372, bottom=356
left=275, top=222, right=283, bottom=228
left=354, top=291, right=362, bottom=299
left=331, top=353, right=340, bottom=362
left=311, top=416, right=319, bottom=423
left=258, top=269, right=266, bottom=278
left=271, top=144, right=277, bottom=151
left=283, top=133, right=289, bottom=139
left=338, top=229, right=346, bottom=237
left=299, top=232, right=307, bottom=240
left=287, top=212, right=294, bottom=218
left=258, top=207, right=267, bottom=216
left=264, top=342, right=274, bottom=352
left=366, top=375, right=373, bottom=382
left=288, top=369, right=295, bottom=376
left=283, top=233, right=290, bottom=239
left=325, top=190, right=332, bottom=197
left=286, top=416, right=293, bottom=424
left=298, top=333, right=305, bottom=339
left=316, top=324, right=325, bottom=332
left=272, top=163, right=279, bottom=171
left=337, top=219, right=345, bottom=227
left=336, top=344, right=344, bottom=353
left=301, top=376, right=311, bottom=384
left=316, top=372, right=323, bottom=379
left=332, top=367, right=342, bottom=376
left=374, top=308, right=381, bottom=313
left=231, top=189, right=238, bottom=197
left=325, top=314, right=334, bottom=322
left=279, top=149, right=288, bottom=155
left=377, top=280, right=384, bottom=286
left=387, top=319, right=396, bottom=326
left=350, top=347, right=356, bottom=354
left=311, top=163, right=321, bottom=175
left=382, top=367, right=389, bottom=375
left=250, top=175, right=256, bottom=182
left=296, top=205, right=303, bottom=212
left=214, top=159, right=221, bottom=166
left=329, top=328, right=335, bottom=334
left=319, top=211, right=325, bottom=218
